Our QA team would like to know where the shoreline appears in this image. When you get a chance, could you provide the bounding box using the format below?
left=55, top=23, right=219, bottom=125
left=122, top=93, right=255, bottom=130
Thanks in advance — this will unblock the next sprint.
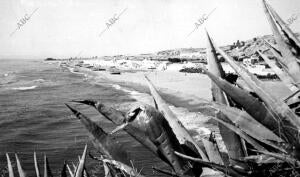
left=63, top=62, right=291, bottom=154
left=73, top=66, right=213, bottom=109
left=68, top=66, right=228, bottom=151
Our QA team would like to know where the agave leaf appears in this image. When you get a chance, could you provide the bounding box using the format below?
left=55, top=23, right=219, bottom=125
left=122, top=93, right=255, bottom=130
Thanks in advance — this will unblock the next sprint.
left=205, top=30, right=226, bottom=78
left=206, top=30, right=247, bottom=167
left=103, top=162, right=113, bottom=177
left=71, top=100, right=125, bottom=124
left=72, top=163, right=77, bottom=174
left=174, top=152, right=248, bottom=177
left=210, top=113, right=268, bottom=152
left=34, top=152, right=41, bottom=177
left=90, top=153, right=142, bottom=177
left=266, top=2, right=300, bottom=53
left=257, top=50, right=298, bottom=92
left=61, top=161, right=67, bottom=177
left=75, top=145, right=87, bottom=177
left=202, top=138, right=224, bottom=165
left=6, top=153, right=14, bottom=177
left=89, top=154, right=124, bottom=177
left=203, top=67, right=300, bottom=157
left=242, top=155, right=283, bottom=164
left=261, top=0, right=300, bottom=85
left=255, top=150, right=300, bottom=167
left=44, top=155, right=53, bottom=177
left=144, top=76, right=221, bottom=176
left=144, top=75, right=208, bottom=160
left=152, top=167, right=181, bottom=177
left=263, top=39, right=282, bottom=57
left=15, top=154, right=27, bottom=177
left=202, top=69, right=288, bottom=139
left=115, top=104, right=196, bottom=175
left=262, top=39, right=291, bottom=73
left=65, top=104, right=130, bottom=165
left=67, top=164, right=74, bottom=177
left=215, top=41, right=300, bottom=130
left=212, top=103, right=283, bottom=143
left=83, top=167, right=89, bottom=177
left=101, top=158, right=146, bottom=177
left=72, top=100, right=159, bottom=159
left=212, top=104, right=288, bottom=153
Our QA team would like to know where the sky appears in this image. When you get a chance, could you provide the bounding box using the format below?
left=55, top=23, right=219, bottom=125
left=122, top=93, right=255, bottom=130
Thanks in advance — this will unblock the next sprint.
left=0, top=0, right=299, bottom=59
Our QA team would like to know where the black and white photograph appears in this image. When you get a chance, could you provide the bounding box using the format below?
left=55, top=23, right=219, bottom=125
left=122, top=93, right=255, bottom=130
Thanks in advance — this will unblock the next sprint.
left=1, top=0, right=300, bottom=176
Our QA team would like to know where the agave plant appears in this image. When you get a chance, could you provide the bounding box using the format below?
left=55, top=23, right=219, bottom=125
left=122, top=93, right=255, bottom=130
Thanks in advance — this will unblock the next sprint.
left=5, top=145, right=88, bottom=177
left=63, top=2, right=300, bottom=174
left=5, top=0, right=300, bottom=176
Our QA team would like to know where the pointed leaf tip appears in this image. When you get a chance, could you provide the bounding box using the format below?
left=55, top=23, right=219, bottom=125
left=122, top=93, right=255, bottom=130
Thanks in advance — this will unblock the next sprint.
left=67, top=164, right=74, bottom=177
left=6, top=153, right=14, bottom=177
left=65, top=104, right=79, bottom=115
left=15, top=154, right=26, bottom=177
left=74, top=145, right=88, bottom=177
left=34, top=151, right=41, bottom=177
left=71, top=100, right=96, bottom=107
left=82, top=144, right=88, bottom=160
left=61, top=161, right=67, bottom=177
left=44, top=154, right=53, bottom=177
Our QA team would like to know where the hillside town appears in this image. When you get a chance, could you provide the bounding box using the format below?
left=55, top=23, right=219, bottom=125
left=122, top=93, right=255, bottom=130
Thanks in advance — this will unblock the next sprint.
left=51, top=34, right=289, bottom=79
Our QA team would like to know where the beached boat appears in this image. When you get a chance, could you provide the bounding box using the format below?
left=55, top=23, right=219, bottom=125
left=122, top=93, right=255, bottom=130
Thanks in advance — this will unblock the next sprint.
left=148, top=67, right=156, bottom=70
left=108, top=66, right=121, bottom=74
left=60, top=62, right=68, bottom=68
left=73, top=67, right=79, bottom=72
left=92, top=67, right=106, bottom=71
left=110, top=71, right=121, bottom=75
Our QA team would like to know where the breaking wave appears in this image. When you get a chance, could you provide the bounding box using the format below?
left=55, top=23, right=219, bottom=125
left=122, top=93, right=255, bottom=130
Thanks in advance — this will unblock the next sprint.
left=12, top=85, right=37, bottom=90
left=111, top=84, right=142, bottom=96
left=33, top=79, right=45, bottom=83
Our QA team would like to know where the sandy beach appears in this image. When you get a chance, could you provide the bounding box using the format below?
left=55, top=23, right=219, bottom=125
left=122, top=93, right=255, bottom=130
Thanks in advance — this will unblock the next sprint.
left=69, top=64, right=290, bottom=156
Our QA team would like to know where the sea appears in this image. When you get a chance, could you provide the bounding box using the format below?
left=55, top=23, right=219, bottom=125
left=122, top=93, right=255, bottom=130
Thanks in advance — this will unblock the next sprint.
left=0, top=59, right=174, bottom=176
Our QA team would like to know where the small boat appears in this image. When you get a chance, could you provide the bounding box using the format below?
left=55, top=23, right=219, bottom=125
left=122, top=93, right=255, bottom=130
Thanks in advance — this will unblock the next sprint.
left=148, top=67, right=156, bottom=70
left=60, top=62, right=68, bottom=67
left=92, top=67, right=106, bottom=71
left=108, top=66, right=121, bottom=74
left=73, top=68, right=80, bottom=72
left=110, top=71, right=121, bottom=75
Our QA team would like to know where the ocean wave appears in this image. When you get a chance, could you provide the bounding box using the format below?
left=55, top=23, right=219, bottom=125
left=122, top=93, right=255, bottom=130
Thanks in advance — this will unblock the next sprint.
left=12, top=85, right=37, bottom=90
left=33, top=79, right=45, bottom=82
left=111, top=84, right=141, bottom=96
left=0, top=73, right=18, bottom=85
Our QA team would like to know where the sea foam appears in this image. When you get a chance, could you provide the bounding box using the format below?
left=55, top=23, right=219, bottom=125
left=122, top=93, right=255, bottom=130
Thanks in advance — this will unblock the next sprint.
left=12, top=85, right=37, bottom=90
